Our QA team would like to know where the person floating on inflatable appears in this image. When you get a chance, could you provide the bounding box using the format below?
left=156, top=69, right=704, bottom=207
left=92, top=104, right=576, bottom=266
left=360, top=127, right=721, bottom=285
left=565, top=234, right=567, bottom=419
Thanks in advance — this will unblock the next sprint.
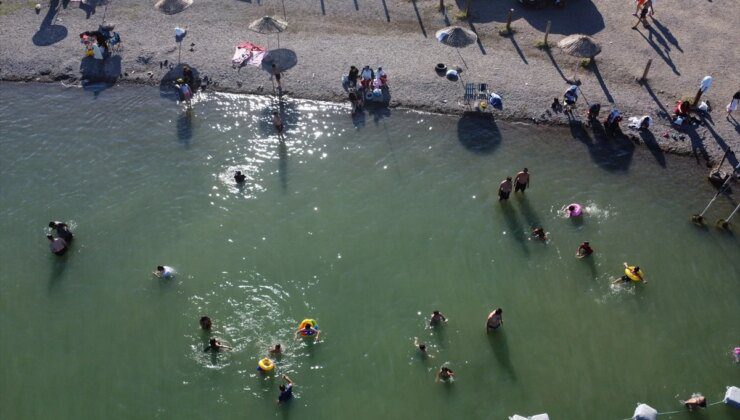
left=612, top=262, right=646, bottom=284
left=257, top=357, right=275, bottom=373
left=295, top=319, right=320, bottom=341
left=565, top=203, right=583, bottom=217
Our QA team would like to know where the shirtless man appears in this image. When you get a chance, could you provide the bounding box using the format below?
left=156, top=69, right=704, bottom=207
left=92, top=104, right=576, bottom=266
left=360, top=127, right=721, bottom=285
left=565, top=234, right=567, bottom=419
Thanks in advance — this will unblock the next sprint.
left=429, top=310, right=447, bottom=326
left=498, top=177, right=513, bottom=201
left=49, top=221, right=74, bottom=243
left=576, top=242, right=593, bottom=258
left=486, top=308, right=503, bottom=332
left=514, top=168, right=530, bottom=193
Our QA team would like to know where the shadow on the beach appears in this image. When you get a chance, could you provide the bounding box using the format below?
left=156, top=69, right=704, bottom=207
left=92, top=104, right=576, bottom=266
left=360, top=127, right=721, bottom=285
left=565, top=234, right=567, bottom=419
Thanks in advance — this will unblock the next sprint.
left=641, top=82, right=670, bottom=121
left=650, top=18, right=682, bottom=52
left=508, top=33, right=528, bottom=64
left=572, top=120, right=634, bottom=172
left=411, top=0, right=427, bottom=38
left=79, top=55, right=121, bottom=95
left=499, top=202, right=529, bottom=256
left=636, top=27, right=680, bottom=76
left=33, top=0, right=68, bottom=46
left=454, top=0, right=603, bottom=35
left=701, top=117, right=739, bottom=168
left=159, top=63, right=201, bottom=101
left=681, top=125, right=711, bottom=168
left=487, top=330, right=516, bottom=380
left=380, top=0, right=390, bottom=22
left=591, top=62, right=613, bottom=103
left=78, top=0, right=107, bottom=19
left=457, top=112, right=501, bottom=154
left=177, top=107, right=194, bottom=148
left=637, top=129, right=666, bottom=168
left=545, top=48, right=569, bottom=83
left=262, top=49, right=298, bottom=73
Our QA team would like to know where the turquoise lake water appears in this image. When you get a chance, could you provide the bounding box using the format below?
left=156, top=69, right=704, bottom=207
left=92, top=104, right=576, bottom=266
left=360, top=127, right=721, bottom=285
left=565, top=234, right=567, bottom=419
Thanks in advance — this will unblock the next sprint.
left=0, top=83, right=738, bottom=419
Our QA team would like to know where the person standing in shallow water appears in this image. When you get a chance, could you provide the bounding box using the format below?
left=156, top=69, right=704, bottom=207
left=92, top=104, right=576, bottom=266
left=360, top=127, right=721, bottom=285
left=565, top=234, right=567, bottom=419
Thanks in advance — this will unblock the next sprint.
left=271, top=63, right=282, bottom=91
left=436, top=366, right=455, bottom=382
left=199, top=316, right=212, bottom=330
left=272, top=111, right=284, bottom=137
left=49, top=221, right=73, bottom=243
left=576, top=242, right=593, bottom=258
left=498, top=177, right=512, bottom=201
left=429, top=310, right=447, bottom=326
left=234, top=171, right=246, bottom=184
left=486, top=308, right=503, bottom=332
left=514, top=168, right=530, bottom=193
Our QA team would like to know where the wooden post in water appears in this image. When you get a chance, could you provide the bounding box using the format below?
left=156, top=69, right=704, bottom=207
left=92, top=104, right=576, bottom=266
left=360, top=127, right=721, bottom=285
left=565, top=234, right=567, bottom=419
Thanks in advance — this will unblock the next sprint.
left=506, top=9, right=513, bottom=32
left=544, top=20, right=551, bottom=46
left=640, top=59, right=652, bottom=83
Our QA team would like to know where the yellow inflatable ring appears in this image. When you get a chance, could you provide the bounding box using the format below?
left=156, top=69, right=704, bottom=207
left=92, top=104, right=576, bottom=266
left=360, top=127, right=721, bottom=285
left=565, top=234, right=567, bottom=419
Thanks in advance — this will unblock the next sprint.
left=624, top=266, right=645, bottom=282
left=258, top=358, right=274, bottom=372
left=298, top=319, right=318, bottom=336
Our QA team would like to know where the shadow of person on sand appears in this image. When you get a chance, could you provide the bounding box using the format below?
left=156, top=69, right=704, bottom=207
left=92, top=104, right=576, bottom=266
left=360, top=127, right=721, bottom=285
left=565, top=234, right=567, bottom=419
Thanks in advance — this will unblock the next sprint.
left=454, top=0, right=604, bottom=35
left=635, top=27, right=680, bottom=75
left=33, top=0, right=68, bottom=46
left=79, top=0, right=108, bottom=19
left=79, top=55, right=121, bottom=96
left=457, top=112, right=501, bottom=154
left=159, top=64, right=201, bottom=100
left=571, top=120, right=634, bottom=172
left=637, top=129, right=666, bottom=168
left=487, top=330, right=516, bottom=380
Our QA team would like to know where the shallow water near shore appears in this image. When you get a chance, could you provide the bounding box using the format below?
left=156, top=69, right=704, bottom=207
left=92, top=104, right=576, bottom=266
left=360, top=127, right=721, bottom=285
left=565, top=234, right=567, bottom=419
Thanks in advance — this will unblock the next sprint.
left=1, top=83, right=738, bottom=420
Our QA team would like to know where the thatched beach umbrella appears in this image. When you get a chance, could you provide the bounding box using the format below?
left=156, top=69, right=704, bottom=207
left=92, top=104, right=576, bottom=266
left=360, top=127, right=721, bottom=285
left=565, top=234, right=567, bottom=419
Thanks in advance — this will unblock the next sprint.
left=436, top=26, right=477, bottom=70
left=155, top=0, right=193, bottom=15
left=249, top=16, right=288, bottom=48
left=557, top=34, right=601, bottom=60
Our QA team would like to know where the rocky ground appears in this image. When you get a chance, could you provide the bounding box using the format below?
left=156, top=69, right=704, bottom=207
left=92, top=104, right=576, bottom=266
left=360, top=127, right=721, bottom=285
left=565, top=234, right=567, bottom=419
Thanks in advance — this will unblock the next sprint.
left=0, top=0, right=738, bottom=171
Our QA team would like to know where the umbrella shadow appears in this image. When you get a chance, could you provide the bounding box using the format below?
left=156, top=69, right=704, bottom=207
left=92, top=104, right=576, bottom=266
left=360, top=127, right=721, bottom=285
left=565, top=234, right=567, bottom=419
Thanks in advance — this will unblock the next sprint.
left=261, top=49, right=298, bottom=73
left=637, top=129, right=666, bottom=168
left=32, top=0, right=68, bottom=46
left=487, top=330, right=516, bottom=380
left=159, top=63, right=201, bottom=101
left=457, top=112, right=501, bottom=154
left=635, top=27, right=680, bottom=75
left=79, top=55, right=121, bottom=91
left=591, top=62, right=613, bottom=103
left=177, top=107, right=194, bottom=148
left=572, top=120, right=634, bottom=172
left=411, top=0, right=427, bottom=38
left=650, top=18, right=682, bottom=52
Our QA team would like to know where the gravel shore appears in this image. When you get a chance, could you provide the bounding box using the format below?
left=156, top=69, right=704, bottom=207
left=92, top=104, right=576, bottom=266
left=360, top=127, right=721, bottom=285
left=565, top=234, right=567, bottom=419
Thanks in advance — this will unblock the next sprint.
left=1, top=0, right=738, bottom=170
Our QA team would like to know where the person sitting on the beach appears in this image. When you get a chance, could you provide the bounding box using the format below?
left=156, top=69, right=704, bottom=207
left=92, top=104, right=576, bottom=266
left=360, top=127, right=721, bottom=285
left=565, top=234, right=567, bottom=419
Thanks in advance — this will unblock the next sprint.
left=576, top=242, right=593, bottom=258
left=204, top=337, right=231, bottom=352
left=486, top=308, right=503, bottom=332
left=348, top=66, right=359, bottom=87
left=49, top=221, right=74, bottom=243
left=429, top=310, right=447, bottom=326
left=269, top=344, right=283, bottom=355
left=47, top=234, right=68, bottom=256
left=436, top=366, right=455, bottom=382
left=153, top=265, right=175, bottom=279
left=532, top=227, right=546, bottom=241
left=498, top=177, right=513, bottom=201
left=587, top=103, right=601, bottom=120
left=563, top=85, right=578, bottom=113
left=234, top=171, right=246, bottom=184
left=375, top=67, right=388, bottom=87
left=182, top=65, right=194, bottom=88
left=360, top=66, right=374, bottom=89
left=199, top=316, right=212, bottom=330
left=673, top=101, right=690, bottom=118
left=604, top=109, right=623, bottom=131
left=551, top=97, right=562, bottom=112
left=682, top=395, right=707, bottom=410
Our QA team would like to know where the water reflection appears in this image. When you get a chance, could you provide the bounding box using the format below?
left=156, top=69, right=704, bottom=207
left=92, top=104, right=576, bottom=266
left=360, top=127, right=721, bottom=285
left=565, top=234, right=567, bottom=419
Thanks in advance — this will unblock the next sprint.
left=177, top=107, right=194, bottom=147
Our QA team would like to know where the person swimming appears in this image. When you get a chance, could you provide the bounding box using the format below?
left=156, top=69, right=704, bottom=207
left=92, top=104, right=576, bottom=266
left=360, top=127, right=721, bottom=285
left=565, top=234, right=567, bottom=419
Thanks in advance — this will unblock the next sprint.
left=277, top=375, right=294, bottom=404
left=153, top=265, right=175, bottom=279
left=295, top=323, right=321, bottom=340
left=269, top=344, right=283, bottom=355
left=613, top=262, right=646, bottom=284
left=199, top=316, right=212, bottom=330
left=414, top=337, right=433, bottom=358
left=682, top=395, right=707, bottom=410
left=486, top=308, right=503, bottom=332
left=576, top=242, right=593, bottom=258
left=46, top=234, right=68, bottom=256
left=532, top=227, right=546, bottom=241
left=49, top=221, right=73, bottom=243
left=234, top=171, right=246, bottom=184
left=436, top=366, right=455, bottom=382
left=429, top=310, right=447, bottom=326
left=203, top=337, right=231, bottom=352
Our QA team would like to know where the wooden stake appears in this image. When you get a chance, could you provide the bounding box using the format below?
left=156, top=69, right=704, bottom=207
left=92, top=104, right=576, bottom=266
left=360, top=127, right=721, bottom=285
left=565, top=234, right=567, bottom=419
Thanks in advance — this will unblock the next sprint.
left=439, top=0, right=444, bottom=12
left=506, top=9, right=513, bottom=32
left=693, top=88, right=703, bottom=107
left=544, top=20, right=551, bottom=45
left=640, top=59, right=652, bottom=82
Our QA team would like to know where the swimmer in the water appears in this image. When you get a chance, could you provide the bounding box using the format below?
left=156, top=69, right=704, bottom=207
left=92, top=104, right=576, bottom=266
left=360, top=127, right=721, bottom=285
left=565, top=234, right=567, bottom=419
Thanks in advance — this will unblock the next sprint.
left=532, top=227, right=546, bottom=241
left=277, top=375, right=294, bottom=404
left=612, top=262, right=646, bottom=284
left=199, top=316, right=212, bottom=330
left=269, top=344, right=283, bottom=355
left=429, top=310, right=447, bottom=326
left=46, top=234, right=68, bottom=256
left=498, top=177, right=512, bottom=201
left=682, top=395, right=707, bottom=410
left=414, top=337, right=433, bottom=358
left=203, top=337, right=231, bottom=352
left=295, top=323, right=321, bottom=340
left=514, top=168, right=530, bottom=193
left=436, top=366, right=455, bottom=382
left=576, top=241, right=593, bottom=258
left=486, top=308, right=503, bottom=332
left=153, top=265, right=175, bottom=279
left=273, top=111, right=284, bottom=136
left=234, top=171, right=246, bottom=184
left=49, top=221, right=73, bottom=242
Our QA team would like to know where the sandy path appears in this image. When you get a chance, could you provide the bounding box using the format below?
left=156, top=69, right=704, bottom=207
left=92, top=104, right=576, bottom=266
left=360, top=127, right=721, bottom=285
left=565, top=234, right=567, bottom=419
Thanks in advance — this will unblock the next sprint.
left=0, top=0, right=737, bottom=170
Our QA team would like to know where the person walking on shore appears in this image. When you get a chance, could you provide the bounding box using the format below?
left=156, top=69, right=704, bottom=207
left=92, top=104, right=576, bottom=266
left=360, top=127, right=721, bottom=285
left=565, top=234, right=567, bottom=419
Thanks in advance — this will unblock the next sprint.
left=514, top=168, right=530, bottom=193
left=498, top=177, right=512, bottom=201
left=632, top=0, right=651, bottom=29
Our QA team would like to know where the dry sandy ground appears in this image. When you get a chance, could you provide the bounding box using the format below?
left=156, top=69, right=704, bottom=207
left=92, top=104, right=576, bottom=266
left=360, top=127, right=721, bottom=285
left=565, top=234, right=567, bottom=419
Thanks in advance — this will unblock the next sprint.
left=0, top=0, right=738, bottom=170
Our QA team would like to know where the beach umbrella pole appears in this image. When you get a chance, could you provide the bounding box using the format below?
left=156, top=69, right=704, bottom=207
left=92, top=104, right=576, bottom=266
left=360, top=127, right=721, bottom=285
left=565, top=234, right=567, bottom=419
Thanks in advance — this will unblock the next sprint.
left=692, top=176, right=732, bottom=224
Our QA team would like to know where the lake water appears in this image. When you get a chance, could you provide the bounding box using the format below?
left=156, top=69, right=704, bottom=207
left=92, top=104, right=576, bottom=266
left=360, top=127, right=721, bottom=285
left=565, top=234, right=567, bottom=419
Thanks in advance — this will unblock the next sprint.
left=0, top=83, right=738, bottom=420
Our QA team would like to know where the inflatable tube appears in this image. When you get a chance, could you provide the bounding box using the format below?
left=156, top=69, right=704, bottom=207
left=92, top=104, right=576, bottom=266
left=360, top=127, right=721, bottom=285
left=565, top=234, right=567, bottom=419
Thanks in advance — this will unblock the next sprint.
left=624, top=266, right=644, bottom=282
left=258, top=358, right=274, bottom=372
left=567, top=203, right=582, bottom=217
left=298, top=319, right=317, bottom=336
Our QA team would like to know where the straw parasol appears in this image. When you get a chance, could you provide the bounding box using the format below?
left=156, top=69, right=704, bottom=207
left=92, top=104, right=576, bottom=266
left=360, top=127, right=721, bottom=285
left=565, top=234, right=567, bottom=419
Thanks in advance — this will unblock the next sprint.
left=435, top=26, right=477, bottom=70
left=435, top=26, right=477, bottom=48
left=249, top=16, right=288, bottom=48
left=155, top=0, right=193, bottom=15
left=557, top=34, right=601, bottom=59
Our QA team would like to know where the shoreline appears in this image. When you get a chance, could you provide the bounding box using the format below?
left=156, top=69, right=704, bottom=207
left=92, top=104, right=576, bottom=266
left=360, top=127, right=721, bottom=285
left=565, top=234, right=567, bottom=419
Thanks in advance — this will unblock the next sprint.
left=1, top=0, right=738, bottom=172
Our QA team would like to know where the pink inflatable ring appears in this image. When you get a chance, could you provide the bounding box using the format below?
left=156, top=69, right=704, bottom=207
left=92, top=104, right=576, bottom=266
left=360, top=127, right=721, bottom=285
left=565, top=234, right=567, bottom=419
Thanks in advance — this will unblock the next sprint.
left=567, top=203, right=582, bottom=217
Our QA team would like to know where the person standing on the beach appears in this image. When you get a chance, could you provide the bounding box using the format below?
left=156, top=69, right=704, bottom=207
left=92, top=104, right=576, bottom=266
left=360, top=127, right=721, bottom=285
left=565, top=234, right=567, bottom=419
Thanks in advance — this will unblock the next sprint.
left=632, top=0, right=651, bottom=29
left=271, top=64, right=282, bottom=91
left=498, top=177, right=512, bottom=201
left=514, top=168, right=529, bottom=193
left=727, top=91, right=740, bottom=118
